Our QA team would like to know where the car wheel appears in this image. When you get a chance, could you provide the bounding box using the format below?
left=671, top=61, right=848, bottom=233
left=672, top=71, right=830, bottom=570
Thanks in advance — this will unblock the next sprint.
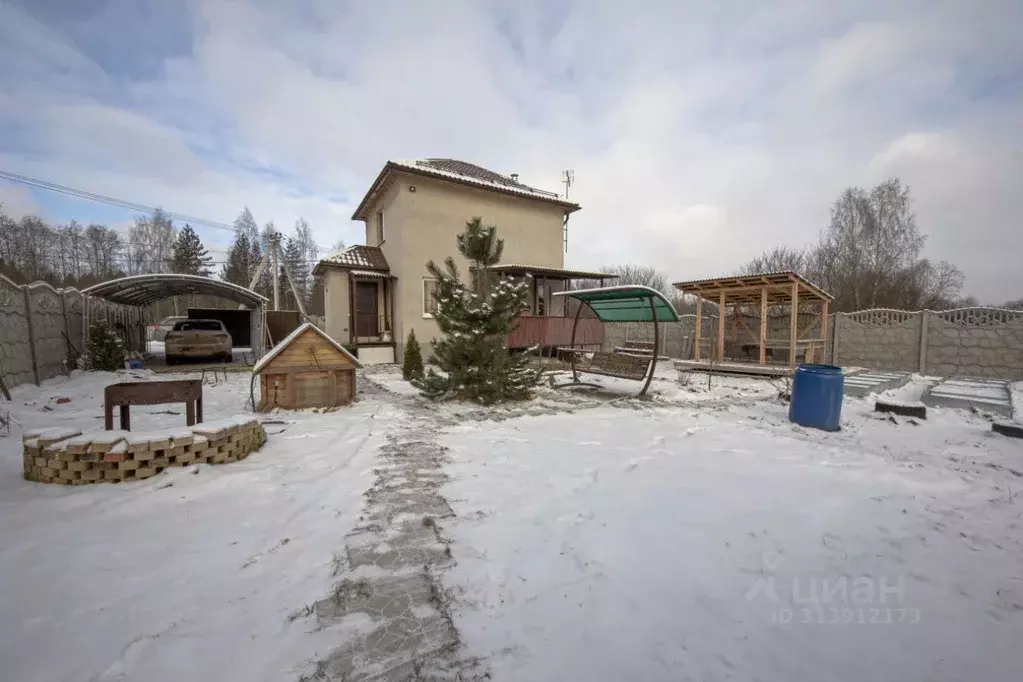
left=166, top=356, right=177, bottom=366
left=222, top=354, right=233, bottom=363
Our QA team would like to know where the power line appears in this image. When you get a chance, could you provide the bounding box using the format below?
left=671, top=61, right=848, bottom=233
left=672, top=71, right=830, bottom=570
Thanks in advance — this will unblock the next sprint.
left=0, top=168, right=335, bottom=252
left=0, top=169, right=240, bottom=233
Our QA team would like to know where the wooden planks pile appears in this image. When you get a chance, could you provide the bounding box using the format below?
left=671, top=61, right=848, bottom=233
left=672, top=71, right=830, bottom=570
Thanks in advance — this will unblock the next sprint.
left=22, top=417, right=267, bottom=485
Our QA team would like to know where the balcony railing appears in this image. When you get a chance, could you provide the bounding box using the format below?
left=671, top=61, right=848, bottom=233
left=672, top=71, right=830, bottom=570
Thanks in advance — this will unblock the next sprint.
left=507, top=314, right=603, bottom=349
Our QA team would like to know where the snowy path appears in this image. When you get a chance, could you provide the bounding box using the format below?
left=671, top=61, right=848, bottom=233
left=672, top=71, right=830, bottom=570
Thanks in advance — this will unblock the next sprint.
left=441, top=395, right=1023, bottom=681
left=0, top=372, right=395, bottom=682
left=297, top=378, right=485, bottom=681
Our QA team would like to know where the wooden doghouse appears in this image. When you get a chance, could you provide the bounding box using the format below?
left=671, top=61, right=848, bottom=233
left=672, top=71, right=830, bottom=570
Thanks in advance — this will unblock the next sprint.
left=252, top=323, right=363, bottom=409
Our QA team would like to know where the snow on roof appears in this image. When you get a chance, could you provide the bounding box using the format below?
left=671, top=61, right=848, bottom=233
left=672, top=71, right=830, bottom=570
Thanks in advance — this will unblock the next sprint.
left=252, top=322, right=363, bottom=374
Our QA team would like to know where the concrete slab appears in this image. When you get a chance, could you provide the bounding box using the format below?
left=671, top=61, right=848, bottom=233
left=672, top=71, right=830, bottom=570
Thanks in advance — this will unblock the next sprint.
left=842, top=370, right=911, bottom=397
left=922, top=378, right=1013, bottom=417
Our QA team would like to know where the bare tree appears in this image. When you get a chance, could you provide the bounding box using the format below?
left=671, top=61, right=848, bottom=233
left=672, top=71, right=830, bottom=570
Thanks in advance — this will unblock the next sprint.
left=738, top=178, right=966, bottom=311
left=738, top=246, right=809, bottom=276
left=126, top=209, right=176, bottom=274
left=1002, top=298, right=1023, bottom=310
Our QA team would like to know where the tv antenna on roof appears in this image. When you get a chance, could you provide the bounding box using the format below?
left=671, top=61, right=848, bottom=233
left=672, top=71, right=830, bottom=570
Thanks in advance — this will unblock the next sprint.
left=561, top=169, right=575, bottom=199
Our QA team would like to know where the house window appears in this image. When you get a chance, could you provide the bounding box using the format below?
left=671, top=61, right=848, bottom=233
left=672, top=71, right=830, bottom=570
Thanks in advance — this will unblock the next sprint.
left=376, top=210, right=384, bottom=245
left=423, top=278, right=439, bottom=317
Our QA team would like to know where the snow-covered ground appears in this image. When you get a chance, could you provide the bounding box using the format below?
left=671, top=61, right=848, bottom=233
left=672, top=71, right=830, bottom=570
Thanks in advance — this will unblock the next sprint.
left=441, top=388, right=1023, bottom=681
left=3, top=366, right=1022, bottom=681
left=0, top=370, right=396, bottom=682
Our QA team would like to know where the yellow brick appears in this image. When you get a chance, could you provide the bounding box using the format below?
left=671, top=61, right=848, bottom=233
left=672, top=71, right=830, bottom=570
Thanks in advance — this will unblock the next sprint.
left=151, top=456, right=170, bottom=468
left=40, top=467, right=57, bottom=478
left=135, top=467, right=157, bottom=479
left=67, top=461, right=91, bottom=472
left=134, top=450, right=155, bottom=461
left=148, top=439, right=172, bottom=451
left=104, top=469, right=123, bottom=481
left=34, top=457, right=48, bottom=468
left=119, top=459, right=140, bottom=471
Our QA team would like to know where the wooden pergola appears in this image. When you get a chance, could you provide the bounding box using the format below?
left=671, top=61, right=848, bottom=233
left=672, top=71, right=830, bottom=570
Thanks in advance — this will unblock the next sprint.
left=672, top=271, right=834, bottom=367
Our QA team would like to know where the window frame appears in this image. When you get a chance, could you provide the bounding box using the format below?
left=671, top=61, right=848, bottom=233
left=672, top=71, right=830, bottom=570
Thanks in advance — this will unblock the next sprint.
left=375, top=210, right=385, bottom=245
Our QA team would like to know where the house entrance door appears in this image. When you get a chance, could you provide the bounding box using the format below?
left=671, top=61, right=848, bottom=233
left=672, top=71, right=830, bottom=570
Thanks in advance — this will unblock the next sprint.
left=355, top=281, right=379, bottom=338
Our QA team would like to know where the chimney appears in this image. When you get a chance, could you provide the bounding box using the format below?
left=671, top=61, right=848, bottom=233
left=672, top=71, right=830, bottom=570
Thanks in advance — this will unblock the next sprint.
left=510, top=173, right=519, bottom=182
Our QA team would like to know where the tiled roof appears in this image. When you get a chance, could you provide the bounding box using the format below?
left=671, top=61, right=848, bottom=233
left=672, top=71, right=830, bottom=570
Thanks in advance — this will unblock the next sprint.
left=353, top=158, right=580, bottom=219
left=315, top=245, right=390, bottom=272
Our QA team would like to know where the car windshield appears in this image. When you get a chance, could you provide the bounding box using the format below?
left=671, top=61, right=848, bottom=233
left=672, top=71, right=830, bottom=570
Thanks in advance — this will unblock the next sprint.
left=160, top=317, right=187, bottom=326
left=172, top=320, right=223, bottom=332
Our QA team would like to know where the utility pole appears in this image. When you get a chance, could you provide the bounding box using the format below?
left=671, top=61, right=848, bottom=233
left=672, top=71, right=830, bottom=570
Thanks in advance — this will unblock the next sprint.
left=238, top=231, right=308, bottom=319
left=270, top=232, right=281, bottom=311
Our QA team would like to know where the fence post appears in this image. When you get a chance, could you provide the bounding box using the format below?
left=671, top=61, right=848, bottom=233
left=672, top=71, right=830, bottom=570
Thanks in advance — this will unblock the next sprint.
left=832, top=313, right=842, bottom=365
left=22, top=286, right=40, bottom=385
left=60, top=291, right=72, bottom=375
left=919, top=310, right=929, bottom=376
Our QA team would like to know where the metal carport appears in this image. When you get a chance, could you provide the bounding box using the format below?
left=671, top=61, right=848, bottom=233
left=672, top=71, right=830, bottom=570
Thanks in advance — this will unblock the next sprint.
left=82, top=274, right=268, bottom=359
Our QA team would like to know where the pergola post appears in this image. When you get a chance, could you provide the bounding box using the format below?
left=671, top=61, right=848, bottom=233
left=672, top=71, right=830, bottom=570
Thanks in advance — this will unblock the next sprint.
left=694, top=294, right=702, bottom=360
left=789, top=279, right=799, bottom=367
left=819, top=300, right=829, bottom=363
left=759, top=287, right=768, bottom=365
left=717, top=291, right=726, bottom=361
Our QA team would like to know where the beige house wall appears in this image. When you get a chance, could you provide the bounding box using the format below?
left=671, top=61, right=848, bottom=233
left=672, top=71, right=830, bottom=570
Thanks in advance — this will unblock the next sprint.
left=359, top=172, right=569, bottom=358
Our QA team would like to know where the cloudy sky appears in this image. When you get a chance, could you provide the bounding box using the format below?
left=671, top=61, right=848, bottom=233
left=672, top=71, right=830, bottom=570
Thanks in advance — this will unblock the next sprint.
left=1, top=0, right=1021, bottom=301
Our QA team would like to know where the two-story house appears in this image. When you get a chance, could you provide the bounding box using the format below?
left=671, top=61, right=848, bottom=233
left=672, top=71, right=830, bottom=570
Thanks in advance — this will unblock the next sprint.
left=313, top=158, right=613, bottom=363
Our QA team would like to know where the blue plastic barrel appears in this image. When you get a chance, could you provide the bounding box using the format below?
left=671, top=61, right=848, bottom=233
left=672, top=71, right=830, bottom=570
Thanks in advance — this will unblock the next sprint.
left=788, top=364, right=844, bottom=431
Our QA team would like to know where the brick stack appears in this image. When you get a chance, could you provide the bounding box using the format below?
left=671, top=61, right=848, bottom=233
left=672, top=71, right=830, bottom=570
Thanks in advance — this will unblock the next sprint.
left=22, top=417, right=268, bottom=485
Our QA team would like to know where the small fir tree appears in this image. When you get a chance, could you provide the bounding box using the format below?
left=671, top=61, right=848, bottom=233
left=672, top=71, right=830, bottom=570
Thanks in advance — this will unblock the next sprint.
left=412, top=217, right=541, bottom=403
left=86, top=320, right=125, bottom=371
left=402, top=328, right=424, bottom=380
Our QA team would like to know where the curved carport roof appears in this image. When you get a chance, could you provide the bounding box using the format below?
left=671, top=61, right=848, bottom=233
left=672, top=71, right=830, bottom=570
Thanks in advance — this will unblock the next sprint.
left=82, top=274, right=267, bottom=308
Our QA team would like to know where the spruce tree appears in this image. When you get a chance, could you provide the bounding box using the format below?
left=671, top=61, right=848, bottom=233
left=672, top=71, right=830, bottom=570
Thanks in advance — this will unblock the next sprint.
left=171, top=224, right=213, bottom=275
left=412, top=217, right=541, bottom=403
left=220, top=231, right=253, bottom=286
left=86, top=321, right=125, bottom=371
left=402, top=328, right=424, bottom=380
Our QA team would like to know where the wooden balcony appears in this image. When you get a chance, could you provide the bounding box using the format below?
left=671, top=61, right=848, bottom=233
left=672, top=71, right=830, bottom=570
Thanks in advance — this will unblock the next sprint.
left=507, top=314, right=604, bottom=349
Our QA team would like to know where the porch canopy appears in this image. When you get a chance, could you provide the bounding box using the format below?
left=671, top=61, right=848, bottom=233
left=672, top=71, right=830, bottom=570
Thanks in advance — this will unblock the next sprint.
left=553, top=285, right=681, bottom=396
left=672, top=271, right=833, bottom=367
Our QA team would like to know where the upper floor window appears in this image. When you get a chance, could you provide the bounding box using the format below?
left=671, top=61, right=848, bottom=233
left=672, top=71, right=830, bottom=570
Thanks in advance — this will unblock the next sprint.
left=375, top=210, right=384, bottom=245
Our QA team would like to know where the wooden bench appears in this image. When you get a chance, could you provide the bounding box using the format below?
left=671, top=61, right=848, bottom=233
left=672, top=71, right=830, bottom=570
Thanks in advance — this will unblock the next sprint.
left=104, top=380, right=203, bottom=431
left=558, top=348, right=652, bottom=381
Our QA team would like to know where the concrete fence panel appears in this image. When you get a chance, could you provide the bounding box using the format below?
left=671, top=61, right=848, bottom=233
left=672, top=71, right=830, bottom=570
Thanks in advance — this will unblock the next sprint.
left=28, top=282, right=72, bottom=382
left=833, top=309, right=922, bottom=373
left=0, top=274, right=34, bottom=388
left=0, top=277, right=143, bottom=391
left=925, top=308, right=1023, bottom=380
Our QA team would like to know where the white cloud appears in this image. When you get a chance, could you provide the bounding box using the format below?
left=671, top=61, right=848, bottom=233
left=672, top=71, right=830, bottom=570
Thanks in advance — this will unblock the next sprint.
left=0, top=181, right=41, bottom=219
left=1, top=0, right=1022, bottom=301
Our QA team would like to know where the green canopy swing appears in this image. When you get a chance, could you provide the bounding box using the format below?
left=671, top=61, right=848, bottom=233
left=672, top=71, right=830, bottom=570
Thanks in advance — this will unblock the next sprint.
left=551, top=285, right=681, bottom=397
